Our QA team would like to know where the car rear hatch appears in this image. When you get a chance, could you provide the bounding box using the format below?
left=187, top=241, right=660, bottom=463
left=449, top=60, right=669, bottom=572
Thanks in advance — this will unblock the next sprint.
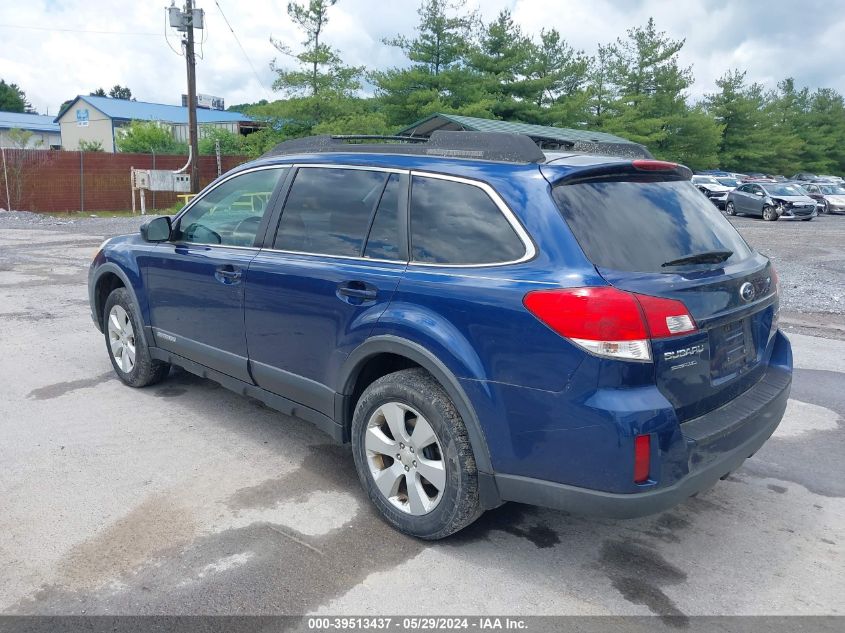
left=543, top=160, right=779, bottom=421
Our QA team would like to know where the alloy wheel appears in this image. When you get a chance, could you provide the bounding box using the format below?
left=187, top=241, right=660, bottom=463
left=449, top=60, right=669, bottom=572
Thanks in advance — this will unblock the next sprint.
left=107, top=305, right=136, bottom=374
left=364, top=401, right=446, bottom=515
left=725, top=202, right=735, bottom=216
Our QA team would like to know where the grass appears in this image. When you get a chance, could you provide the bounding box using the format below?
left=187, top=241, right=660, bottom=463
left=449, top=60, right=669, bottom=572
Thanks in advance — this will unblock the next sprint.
left=47, top=205, right=184, bottom=219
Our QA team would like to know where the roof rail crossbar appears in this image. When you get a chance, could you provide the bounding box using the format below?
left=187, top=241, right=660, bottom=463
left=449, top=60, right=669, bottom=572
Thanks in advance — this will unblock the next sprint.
left=262, top=131, right=547, bottom=164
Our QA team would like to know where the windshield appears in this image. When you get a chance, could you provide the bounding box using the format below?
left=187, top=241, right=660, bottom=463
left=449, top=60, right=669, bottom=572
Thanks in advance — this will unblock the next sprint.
left=763, top=184, right=807, bottom=196
left=552, top=179, right=753, bottom=273
left=821, top=185, right=845, bottom=195
left=716, top=178, right=739, bottom=187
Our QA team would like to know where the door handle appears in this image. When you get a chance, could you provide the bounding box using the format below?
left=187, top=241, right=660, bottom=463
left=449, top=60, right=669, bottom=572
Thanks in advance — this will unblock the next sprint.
left=337, top=282, right=377, bottom=303
left=215, top=265, right=243, bottom=284
left=338, top=286, right=377, bottom=300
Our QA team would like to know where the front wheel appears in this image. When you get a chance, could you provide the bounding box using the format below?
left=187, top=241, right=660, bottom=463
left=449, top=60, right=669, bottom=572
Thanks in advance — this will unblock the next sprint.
left=725, top=201, right=736, bottom=216
left=351, top=368, right=481, bottom=539
left=762, top=205, right=779, bottom=221
left=104, top=288, right=170, bottom=387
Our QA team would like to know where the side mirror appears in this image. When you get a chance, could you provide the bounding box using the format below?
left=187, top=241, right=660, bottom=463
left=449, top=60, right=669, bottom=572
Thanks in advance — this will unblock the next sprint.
left=140, top=216, right=172, bottom=242
left=755, top=191, right=764, bottom=196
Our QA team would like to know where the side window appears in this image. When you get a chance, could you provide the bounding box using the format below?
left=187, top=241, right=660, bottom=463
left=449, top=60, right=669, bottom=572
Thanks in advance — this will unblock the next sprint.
left=363, top=174, right=403, bottom=261
left=275, top=167, right=387, bottom=257
left=807, top=185, right=818, bottom=194
left=177, top=168, right=284, bottom=246
left=410, top=176, right=525, bottom=265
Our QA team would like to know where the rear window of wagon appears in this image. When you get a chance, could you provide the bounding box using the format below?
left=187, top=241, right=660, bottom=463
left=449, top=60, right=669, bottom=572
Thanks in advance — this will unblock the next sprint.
left=551, top=179, right=753, bottom=273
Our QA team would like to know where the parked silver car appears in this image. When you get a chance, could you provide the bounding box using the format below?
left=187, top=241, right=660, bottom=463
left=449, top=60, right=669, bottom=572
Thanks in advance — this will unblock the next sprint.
left=803, top=182, right=845, bottom=214
left=725, top=182, right=817, bottom=221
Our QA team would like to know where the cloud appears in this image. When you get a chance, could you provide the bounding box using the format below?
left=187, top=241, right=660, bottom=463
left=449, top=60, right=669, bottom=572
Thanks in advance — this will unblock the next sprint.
left=1, top=0, right=843, bottom=115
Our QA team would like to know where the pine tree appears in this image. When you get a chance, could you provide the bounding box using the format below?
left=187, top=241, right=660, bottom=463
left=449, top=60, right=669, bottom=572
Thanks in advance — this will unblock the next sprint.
left=522, top=29, right=591, bottom=126
left=271, top=0, right=363, bottom=102
left=595, top=18, right=720, bottom=167
left=761, top=78, right=807, bottom=174
left=800, top=89, right=845, bottom=174
left=704, top=70, right=773, bottom=171
left=373, top=0, right=478, bottom=126
left=466, top=10, right=535, bottom=120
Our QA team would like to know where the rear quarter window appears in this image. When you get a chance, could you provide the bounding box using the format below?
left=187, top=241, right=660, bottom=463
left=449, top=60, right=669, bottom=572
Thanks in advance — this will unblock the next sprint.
left=552, top=179, right=753, bottom=272
left=410, top=176, right=525, bottom=265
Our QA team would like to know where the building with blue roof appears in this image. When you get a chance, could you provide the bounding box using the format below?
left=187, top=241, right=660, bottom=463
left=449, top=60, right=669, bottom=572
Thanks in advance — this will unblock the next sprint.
left=55, top=95, right=254, bottom=152
left=0, top=112, right=62, bottom=149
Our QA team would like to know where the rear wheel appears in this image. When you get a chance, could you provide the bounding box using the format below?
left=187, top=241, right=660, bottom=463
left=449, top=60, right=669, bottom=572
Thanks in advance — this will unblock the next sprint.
left=762, top=205, right=779, bottom=221
left=104, top=288, right=170, bottom=387
left=821, top=201, right=829, bottom=214
left=351, top=368, right=481, bottom=539
left=725, top=201, right=736, bottom=216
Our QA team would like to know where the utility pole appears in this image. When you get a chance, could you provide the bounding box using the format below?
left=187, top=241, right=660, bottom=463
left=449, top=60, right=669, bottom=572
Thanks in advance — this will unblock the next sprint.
left=184, top=0, right=200, bottom=193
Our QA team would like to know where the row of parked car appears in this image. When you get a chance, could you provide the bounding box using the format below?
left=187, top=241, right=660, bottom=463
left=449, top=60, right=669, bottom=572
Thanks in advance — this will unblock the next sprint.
left=691, top=170, right=845, bottom=221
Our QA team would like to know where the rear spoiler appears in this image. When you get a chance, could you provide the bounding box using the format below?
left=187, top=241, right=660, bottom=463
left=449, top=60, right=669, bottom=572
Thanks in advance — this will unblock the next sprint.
left=541, top=159, right=693, bottom=187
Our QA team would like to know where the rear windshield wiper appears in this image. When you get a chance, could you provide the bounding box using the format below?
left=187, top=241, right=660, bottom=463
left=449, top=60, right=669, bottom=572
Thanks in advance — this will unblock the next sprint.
left=661, top=250, right=733, bottom=267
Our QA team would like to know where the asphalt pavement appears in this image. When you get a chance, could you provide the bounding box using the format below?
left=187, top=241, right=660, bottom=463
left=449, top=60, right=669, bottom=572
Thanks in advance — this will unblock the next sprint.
left=0, top=219, right=843, bottom=618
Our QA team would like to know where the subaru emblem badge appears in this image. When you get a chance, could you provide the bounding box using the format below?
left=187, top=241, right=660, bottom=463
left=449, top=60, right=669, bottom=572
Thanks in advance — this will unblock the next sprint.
left=740, top=282, right=755, bottom=302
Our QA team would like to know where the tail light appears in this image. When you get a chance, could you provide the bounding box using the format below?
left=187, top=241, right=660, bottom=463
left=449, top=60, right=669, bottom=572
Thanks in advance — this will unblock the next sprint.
left=770, top=265, right=780, bottom=331
left=769, top=265, right=779, bottom=298
left=634, top=434, right=651, bottom=483
left=522, top=287, right=697, bottom=361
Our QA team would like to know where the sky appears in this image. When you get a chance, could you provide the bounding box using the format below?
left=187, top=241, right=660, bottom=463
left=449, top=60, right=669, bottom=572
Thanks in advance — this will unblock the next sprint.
left=1, top=0, right=844, bottom=116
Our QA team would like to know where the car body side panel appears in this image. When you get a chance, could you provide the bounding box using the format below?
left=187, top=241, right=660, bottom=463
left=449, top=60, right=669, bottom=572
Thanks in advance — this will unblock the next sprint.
left=89, top=234, right=157, bottom=328
left=244, top=253, right=406, bottom=415
left=142, top=243, right=258, bottom=383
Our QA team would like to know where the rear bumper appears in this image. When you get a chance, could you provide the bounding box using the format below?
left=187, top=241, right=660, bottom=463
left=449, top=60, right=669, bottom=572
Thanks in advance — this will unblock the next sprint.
left=494, top=360, right=791, bottom=519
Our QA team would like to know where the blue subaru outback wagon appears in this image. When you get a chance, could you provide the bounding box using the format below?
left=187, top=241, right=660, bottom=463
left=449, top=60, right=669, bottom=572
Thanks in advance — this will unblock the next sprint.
left=89, top=132, right=792, bottom=539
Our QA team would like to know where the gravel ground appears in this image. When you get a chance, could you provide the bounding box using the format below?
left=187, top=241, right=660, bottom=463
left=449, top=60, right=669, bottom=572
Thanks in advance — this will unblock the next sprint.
left=0, top=209, right=152, bottom=236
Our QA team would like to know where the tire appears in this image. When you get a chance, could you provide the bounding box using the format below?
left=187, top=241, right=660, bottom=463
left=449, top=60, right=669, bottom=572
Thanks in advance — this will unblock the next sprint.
left=821, top=201, right=829, bottom=215
left=103, top=288, right=170, bottom=387
left=802, top=217, right=814, bottom=221
left=351, top=368, right=481, bottom=540
left=725, top=201, right=736, bottom=216
left=762, top=205, right=779, bottom=221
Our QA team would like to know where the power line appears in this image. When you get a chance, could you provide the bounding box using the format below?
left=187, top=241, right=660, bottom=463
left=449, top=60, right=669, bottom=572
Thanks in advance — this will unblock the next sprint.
left=0, top=23, right=161, bottom=36
left=212, top=0, right=272, bottom=100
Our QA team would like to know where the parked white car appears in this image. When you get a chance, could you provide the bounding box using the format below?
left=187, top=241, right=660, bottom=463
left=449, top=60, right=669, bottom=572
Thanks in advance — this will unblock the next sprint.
left=692, top=175, right=733, bottom=209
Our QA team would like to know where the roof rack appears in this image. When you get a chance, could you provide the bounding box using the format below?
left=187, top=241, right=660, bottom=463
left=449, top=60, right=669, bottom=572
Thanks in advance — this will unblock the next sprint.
left=262, top=130, right=547, bottom=164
